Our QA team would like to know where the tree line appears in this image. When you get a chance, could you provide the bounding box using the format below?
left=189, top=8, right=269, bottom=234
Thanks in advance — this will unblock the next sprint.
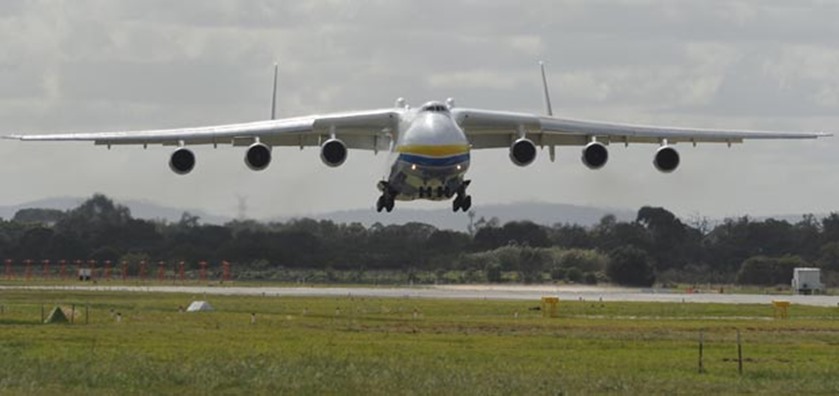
left=2, top=194, right=837, bottom=287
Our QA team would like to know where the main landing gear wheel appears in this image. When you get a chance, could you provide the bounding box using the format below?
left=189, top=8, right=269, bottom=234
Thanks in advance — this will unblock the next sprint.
left=376, top=181, right=396, bottom=213
left=452, top=182, right=472, bottom=212
left=376, top=194, right=395, bottom=213
left=452, top=194, right=472, bottom=212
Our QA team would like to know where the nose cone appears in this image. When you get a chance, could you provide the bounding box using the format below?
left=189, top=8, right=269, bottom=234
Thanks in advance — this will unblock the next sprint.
left=403, top=112, right=468, bottom=147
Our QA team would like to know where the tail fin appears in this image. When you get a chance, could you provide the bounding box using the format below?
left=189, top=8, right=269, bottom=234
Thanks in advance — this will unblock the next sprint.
left=539, top=61, right=553, bottom=116
left=270, top=63, right=279, bottom=120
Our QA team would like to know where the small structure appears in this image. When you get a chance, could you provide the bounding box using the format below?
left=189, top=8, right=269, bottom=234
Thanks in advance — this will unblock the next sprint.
left=541, top=296, right=559, bottom=318
left=44, top=307, right=69, bottom=324
left=772, top=300, right=790, bottom=319
left=186, top=301, right=214, bottom=312
left=78, top=268, right=92, bottom=281
left=791, top=267, right=823, bottom=295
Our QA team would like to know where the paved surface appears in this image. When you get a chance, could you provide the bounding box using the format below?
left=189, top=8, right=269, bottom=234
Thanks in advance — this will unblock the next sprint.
left=2, top=284, right=838, bottom=307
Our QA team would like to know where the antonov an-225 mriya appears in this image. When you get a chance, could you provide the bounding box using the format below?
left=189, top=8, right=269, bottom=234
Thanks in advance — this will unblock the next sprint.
left=6, top=64, right=831, bottom=212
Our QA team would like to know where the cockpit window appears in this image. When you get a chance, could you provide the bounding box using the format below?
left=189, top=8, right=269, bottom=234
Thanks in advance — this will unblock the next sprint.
left=421, top=102, right=449, bottom=113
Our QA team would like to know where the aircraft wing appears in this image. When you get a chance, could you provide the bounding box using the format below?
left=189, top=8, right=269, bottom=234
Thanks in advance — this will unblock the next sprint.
left=453, top=108, right=831, bottom=148
left=6, top=109, right=400, bottom=151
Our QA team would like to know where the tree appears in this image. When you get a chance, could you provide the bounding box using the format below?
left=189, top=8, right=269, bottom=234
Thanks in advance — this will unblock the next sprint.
left=566, top=267, right=583, bottom=283
left=16, top=227, right=54, bottom=259
left=53, top=194, right=133, bottom=251
left=426, top=230, right=470, bottom=255
left=473, top=223, right=503, bottom=251
left=822, top=213, right=839, bottom=243
left=485, top=263, right=502, bottom=283
left=594, top=215, right=651, bottom=254
left=177, top=212, right=200, bottom=228
left=606, top=246, right=655, bottom=287
left=818, top=242, right=839, bottom=271
left=736, top=255, right=806, bottom=286
left=636, top=206, right=699, bottom=271
left=557, top=249, right=608, bottom=273
left=517, top=245, right=547, bottom=284
left=13, top=208, right=65, bottom=225
left=549, top=224, right=593, bottom=249
left=500, top=221, right=550, bottom=248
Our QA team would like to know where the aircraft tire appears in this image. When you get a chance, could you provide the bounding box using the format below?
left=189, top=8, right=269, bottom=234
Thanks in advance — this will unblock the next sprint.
left=461, top=195, right=472, bottom=212
left=452, top=196, right=463, bottom=212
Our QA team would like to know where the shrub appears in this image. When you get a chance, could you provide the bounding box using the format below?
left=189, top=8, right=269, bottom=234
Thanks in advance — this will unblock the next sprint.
left=485, top=263, right=503, bottom=283
left=566, top=267, right=583, bottom=283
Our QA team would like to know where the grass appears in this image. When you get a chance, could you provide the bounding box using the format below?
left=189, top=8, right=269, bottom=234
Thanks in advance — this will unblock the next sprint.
left=0, top=289, right=838, bottom=395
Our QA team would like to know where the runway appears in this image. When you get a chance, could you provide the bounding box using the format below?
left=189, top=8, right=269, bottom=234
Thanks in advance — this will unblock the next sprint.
left=3, top=284, right=838, bottom=307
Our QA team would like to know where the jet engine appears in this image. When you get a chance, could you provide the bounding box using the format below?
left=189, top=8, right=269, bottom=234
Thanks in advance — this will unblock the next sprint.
left=169, top=147, right=195, bottom=175
left=581, top=141, right=608, bottom=169
left=245, top=142, right=272, bottom=171
left=509, top=138, right=537, bottom=167
left=654, top=145, right=680, bottom=173
left=320, top=138, right=348, bottom=167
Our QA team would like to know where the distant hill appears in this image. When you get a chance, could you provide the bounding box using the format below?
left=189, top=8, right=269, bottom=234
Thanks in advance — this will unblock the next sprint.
left=0, top=197, right=635, bottom=230
left=285, top=202, right=637, bottom=231
left=7, top=197, right=818, bottom=232
left=0, top=197, right=232, bottom=224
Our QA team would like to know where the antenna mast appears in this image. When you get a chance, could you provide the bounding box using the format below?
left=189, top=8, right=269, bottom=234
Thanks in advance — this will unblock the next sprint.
left=270, top=63, right=279, bottom=120
left=539, top=61, right=553, bottom=116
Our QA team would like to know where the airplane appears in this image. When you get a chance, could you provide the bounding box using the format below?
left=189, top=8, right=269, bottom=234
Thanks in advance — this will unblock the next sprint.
left=5, top=63, right=831, bottom=213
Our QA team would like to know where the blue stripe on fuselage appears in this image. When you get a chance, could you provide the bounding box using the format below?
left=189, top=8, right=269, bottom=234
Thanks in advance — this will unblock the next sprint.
left=398, top=153, right=470, bottom=167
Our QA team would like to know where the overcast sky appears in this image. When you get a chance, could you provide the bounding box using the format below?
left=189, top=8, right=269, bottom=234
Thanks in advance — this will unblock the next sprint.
left=1, top=0, right=838, bottom=221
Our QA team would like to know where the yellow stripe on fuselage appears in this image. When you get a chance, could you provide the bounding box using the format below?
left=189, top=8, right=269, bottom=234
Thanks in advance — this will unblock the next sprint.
left=395, top=144, right=470, bottom=157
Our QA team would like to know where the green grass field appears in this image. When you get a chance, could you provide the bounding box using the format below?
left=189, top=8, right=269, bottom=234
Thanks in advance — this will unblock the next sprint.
left=1, top=289, right=838, bottom=395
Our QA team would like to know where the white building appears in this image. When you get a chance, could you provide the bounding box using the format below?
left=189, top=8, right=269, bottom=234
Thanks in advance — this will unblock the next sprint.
left=78, top=268, right=92, bottom=281
left=791, top=268, right=823, bottom=295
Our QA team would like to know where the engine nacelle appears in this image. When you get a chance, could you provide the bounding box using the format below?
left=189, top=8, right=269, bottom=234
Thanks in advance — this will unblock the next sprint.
left=169, top=148, right=195, bottom=175
left=320, top=138, right=348, bottom=167
left=654, top=146, right=680, bottom=173
left=581, top=141, right=608, bottom=169
left=509, top=138, right=537, bottom=167
left=245, top=142, right=272, bottom=171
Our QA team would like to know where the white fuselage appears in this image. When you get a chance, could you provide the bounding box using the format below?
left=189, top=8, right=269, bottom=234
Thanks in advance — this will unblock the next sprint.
left=382, top=102, right=471, bottom=201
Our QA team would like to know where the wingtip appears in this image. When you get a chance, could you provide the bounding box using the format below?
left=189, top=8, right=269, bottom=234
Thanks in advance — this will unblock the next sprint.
left=2, top=134, right=22, bottom=140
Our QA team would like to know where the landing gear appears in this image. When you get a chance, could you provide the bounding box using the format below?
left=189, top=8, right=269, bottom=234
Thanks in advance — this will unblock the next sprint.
left=418, top=186, right=433, bottom=199
left=376, top=181, right=395, bottom=213
left=452, top=181, right=472, bottom=212
left=376, top=195, right=395, bottom=213
left=452, top=194, right=472, bottom=212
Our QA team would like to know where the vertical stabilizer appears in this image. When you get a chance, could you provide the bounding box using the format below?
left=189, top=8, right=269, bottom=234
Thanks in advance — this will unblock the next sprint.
left=271, top=63, right=279, bottom=120
left=539, top=61, right=553, bottom=116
